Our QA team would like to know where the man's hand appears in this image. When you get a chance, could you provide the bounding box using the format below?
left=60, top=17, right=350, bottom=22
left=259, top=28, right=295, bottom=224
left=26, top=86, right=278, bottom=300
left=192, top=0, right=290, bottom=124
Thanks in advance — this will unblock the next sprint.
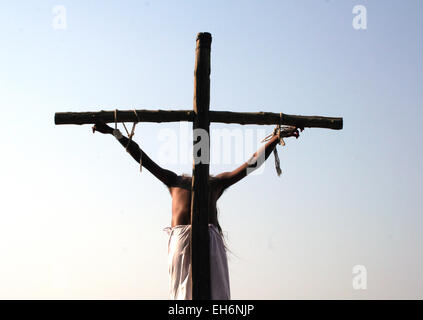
left=279, top=126, right=303, bottom=139
left=92, top=121, right=113, bottom=134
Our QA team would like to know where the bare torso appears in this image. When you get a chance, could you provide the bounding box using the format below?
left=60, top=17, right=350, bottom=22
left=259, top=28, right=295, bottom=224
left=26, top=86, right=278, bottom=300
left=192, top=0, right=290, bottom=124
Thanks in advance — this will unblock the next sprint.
left=168, top=176, right=223, bottom=227
left=92, top=122, right=291, bottom=229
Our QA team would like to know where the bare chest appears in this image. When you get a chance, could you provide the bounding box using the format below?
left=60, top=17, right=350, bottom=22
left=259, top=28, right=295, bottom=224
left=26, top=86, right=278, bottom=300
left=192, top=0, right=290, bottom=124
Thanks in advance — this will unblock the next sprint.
left=169, top=187, right=219, bottom=226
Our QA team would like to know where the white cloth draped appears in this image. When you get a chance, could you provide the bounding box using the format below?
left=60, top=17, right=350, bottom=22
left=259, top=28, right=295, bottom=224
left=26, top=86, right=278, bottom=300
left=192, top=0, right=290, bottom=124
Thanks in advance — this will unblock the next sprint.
left=164, top=224, right=230, bottom=300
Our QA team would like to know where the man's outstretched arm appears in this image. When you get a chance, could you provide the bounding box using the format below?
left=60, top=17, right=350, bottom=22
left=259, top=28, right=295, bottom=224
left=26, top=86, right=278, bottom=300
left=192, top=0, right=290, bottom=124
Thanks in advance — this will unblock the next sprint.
left=92, top=122, right=177, bottom=187
left=215, top=127, right=300, bottom=190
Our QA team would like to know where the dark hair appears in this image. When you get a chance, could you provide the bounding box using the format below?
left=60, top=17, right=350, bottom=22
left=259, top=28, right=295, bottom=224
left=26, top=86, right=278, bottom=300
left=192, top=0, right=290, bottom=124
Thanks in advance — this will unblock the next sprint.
left=168, top=174, right=228, bottom=248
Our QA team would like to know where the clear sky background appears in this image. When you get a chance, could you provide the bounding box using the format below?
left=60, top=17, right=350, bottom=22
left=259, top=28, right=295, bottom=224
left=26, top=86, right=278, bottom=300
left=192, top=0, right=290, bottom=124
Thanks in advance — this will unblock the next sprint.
left=0, top=0, right=422, bottom=299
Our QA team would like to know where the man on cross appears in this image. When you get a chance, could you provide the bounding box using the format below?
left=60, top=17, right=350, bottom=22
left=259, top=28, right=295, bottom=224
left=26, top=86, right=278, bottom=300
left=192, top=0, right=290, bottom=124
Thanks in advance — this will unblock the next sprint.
left=92, top=121, right=300, bottom=299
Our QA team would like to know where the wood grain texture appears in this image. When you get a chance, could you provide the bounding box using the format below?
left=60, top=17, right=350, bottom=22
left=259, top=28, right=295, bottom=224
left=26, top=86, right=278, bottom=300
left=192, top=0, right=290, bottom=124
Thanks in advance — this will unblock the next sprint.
left=190, top=32, right=212, bottom=300
left=55, top=110, right=343, bottom=129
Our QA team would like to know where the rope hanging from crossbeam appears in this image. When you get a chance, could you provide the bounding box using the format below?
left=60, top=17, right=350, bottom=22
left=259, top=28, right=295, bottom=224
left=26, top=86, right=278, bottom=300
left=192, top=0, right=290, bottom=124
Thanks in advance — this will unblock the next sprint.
left=114, top=109, right=143, bottom=173
left=261, top=113, right=299, bottom=177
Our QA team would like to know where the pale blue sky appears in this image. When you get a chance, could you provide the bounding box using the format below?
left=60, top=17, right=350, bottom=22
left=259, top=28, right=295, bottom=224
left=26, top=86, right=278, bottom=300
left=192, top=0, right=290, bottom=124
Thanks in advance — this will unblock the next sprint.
left=0, top=0, right=422, bottom=299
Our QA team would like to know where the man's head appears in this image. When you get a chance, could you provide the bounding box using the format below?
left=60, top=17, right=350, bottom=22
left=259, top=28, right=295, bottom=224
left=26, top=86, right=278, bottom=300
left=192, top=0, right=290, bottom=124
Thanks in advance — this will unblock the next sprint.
left=180, top=173, right=217, bottom=180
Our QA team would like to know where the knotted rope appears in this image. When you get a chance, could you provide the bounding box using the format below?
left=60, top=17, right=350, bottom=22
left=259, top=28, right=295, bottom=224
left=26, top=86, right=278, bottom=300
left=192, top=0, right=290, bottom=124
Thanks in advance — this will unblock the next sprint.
left=114, top=109, right=143, bottom=172
left=261, top=113, right=300, bottom=177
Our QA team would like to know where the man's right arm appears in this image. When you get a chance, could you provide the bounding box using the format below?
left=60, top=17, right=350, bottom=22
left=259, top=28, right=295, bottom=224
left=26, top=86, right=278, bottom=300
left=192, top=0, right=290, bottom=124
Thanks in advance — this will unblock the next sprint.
left=215, top=134, right=281, bottom=190
left=215, top=126, right=300, bottom=191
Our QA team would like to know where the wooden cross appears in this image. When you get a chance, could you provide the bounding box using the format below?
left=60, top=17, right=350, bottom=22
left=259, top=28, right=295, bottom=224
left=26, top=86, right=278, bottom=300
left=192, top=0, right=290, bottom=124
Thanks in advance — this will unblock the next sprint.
left=54, top=32, right=343, bottom=300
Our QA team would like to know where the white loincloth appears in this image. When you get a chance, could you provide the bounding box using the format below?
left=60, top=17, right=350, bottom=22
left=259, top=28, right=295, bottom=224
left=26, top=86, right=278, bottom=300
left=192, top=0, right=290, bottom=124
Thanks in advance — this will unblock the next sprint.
left=164, top=224, right=230, bottom=300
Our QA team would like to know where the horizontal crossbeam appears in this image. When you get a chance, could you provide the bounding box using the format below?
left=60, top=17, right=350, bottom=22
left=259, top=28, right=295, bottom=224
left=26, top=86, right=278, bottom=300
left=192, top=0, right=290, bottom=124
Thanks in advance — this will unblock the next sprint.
left=54, top=109, right=343, bottom=129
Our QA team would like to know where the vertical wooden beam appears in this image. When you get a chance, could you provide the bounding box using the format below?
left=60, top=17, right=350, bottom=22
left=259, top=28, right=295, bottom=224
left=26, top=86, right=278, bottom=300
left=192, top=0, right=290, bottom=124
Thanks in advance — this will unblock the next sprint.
left=191, top=32, right=212, bottom=300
